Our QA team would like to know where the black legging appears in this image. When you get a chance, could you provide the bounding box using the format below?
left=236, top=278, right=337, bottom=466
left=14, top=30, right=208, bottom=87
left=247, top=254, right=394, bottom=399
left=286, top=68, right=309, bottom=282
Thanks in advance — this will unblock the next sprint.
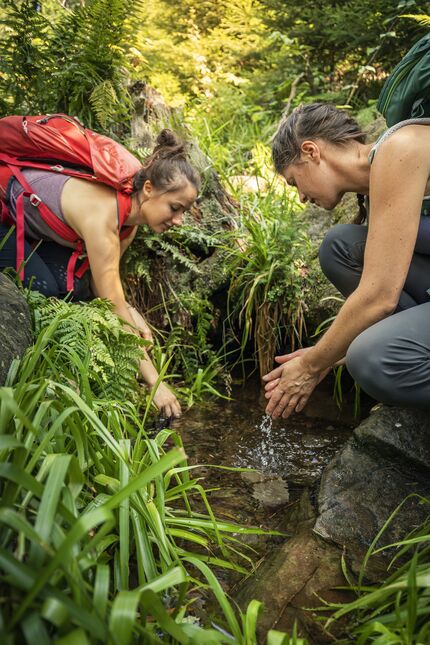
left=0, top=225, right=92, bottom=300
left=319, top=222, right=430, bottom=408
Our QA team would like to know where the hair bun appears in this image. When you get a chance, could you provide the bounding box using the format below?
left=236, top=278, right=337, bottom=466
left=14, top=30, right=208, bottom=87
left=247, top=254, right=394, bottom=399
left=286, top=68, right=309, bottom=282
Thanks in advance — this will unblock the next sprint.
left=156, top=129, right=180, bottom=148
left=154, top=129, right=186, bottom=158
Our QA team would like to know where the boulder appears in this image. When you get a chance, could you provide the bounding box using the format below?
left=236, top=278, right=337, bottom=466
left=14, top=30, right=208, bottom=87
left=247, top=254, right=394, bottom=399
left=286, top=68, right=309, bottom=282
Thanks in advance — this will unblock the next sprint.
left=314, top=404, right=430, bottom=569
left=0, top=274, right=32, bottom=384
left=236, top=492, right=352, bottom=642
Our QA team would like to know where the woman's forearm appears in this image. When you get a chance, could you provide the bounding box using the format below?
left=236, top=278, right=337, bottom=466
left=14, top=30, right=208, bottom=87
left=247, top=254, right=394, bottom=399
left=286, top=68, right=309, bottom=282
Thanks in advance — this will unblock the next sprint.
left=303, top=288, right=394, bottom=375
left=113, top=299, right=160, bottom=386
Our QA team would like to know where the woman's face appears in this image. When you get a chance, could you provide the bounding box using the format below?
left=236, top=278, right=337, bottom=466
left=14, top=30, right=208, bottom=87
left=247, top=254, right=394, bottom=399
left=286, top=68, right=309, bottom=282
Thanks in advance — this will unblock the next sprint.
left=282, top=140, right=345, bottom=210
left=139, top=180, right=198, bottom=232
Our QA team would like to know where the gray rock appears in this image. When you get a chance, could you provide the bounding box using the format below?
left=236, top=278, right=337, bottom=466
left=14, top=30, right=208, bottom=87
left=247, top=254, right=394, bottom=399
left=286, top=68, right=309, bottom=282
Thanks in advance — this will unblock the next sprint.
left=354, top=404, right=430, bottom=474
left=314, top=405, right=430, bottom=564
left=251, top=478, right=289, bottom=507
left=0, top=274, right=32, bottom=384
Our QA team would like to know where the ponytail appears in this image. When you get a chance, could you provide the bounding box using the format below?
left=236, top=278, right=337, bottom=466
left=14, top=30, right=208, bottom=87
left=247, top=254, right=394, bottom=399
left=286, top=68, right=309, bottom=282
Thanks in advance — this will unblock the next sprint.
left=354, top=193, right=367, bottom=224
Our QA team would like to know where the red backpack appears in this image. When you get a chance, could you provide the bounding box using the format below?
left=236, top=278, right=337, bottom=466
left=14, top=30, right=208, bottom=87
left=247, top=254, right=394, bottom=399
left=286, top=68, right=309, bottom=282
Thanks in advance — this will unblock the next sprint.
left=0, top=114, right=142, bottom=291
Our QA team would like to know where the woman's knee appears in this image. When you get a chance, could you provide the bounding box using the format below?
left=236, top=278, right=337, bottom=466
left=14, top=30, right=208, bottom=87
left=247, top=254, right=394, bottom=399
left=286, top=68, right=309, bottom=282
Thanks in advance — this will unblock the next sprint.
left=346, top=329, right=382, bottom=398
left=319, top=224, right=368, bottom=297
left=319, top=224, right=362, bottom=278
left=26, top=273, right=59, bottom=298
left=345, top=322, right=429, bottom=407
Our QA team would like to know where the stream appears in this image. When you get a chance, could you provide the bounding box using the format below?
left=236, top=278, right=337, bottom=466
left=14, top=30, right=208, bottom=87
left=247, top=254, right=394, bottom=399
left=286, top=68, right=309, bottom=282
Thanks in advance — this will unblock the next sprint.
left=174, top=378, right=360, bottom=617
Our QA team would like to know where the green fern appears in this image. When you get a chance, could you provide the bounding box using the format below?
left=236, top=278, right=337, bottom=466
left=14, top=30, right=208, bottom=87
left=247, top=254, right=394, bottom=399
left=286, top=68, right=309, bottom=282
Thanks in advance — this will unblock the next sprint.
left=0, top=0, right=143, bottom=132
left=400, top=13, right=430, bottom=28
left=89, top=80, right=124, bottom=131
left=0, top=0, right=53, bottom=114
left=26, top=291, right=146, bottom=401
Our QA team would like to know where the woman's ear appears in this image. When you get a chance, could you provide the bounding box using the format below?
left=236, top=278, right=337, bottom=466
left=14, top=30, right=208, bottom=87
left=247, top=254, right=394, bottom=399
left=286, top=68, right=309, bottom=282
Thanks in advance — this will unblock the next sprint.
left=300, top=140, right=320, bottom=162
left=142, top=179, right=153, bottom=199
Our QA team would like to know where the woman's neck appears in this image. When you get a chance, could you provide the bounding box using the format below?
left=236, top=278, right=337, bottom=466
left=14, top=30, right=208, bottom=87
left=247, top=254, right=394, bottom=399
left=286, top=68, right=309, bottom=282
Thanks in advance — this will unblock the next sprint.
left=125, top=193, right=142, bottom=226
left=338, top=142, right=373, bottom=195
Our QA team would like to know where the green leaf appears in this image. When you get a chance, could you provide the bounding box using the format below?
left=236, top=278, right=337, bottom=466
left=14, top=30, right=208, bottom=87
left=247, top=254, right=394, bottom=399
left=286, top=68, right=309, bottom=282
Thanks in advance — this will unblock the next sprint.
left=109, top=590, right=141, bottom=645
left=93, top=564, right=110, bottom=621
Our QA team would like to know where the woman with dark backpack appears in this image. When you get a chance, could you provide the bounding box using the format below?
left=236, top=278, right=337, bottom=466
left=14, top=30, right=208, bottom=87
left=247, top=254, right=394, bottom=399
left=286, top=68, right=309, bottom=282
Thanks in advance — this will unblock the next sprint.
left=0, top=122, right=200, bottom=419
left=263, top=102, right=430, bottom=418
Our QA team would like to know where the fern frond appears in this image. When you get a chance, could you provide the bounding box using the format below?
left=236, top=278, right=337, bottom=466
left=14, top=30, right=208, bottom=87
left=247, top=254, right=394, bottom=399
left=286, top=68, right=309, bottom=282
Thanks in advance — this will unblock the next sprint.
left=90, top=80, right=122, bottom=130
left=400, top=14, right=430, bottom=27
left=26, top=293, right=146, bottom=400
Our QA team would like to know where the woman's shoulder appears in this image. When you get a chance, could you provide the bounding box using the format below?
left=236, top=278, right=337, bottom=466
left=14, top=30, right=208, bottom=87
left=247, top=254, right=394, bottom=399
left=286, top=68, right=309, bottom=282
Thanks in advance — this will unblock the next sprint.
left=63, top=176, right=118, bottom=211
left=62, top=177, right=119, bottom=234
left=370, top=118, right=430, bottom=164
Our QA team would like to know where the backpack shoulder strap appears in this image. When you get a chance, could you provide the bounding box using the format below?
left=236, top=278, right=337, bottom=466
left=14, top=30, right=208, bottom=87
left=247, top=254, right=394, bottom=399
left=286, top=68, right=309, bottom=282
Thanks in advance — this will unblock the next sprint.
left=369, top=117, right=430, bottom=164
left=117, top=191, right=133, bottom=230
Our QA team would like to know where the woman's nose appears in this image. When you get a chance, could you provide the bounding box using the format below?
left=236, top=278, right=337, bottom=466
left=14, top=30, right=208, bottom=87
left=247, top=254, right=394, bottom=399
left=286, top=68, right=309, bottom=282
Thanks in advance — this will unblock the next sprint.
left=172, top=213, right=183, bottom=226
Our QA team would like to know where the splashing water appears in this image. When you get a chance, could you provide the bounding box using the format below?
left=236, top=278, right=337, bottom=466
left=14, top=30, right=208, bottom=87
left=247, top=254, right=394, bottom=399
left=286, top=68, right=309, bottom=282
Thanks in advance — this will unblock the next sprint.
left=176, top=380, right=353, bottom=486
left=242, top=414, right=276, bottom=470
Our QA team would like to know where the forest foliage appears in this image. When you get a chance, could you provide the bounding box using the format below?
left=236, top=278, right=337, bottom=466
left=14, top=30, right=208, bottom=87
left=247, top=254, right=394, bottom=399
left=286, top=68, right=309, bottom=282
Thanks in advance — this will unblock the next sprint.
left=1, top=0, right=428, bottom=135
left=1, top=1, right=430, bottom=643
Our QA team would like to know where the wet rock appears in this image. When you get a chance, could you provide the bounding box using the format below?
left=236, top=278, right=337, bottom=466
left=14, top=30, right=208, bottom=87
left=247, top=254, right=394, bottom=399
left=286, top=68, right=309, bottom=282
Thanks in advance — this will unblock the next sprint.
left=240, top=471, right=290, bottom=508
left=251, top=478, right=289, bottom=508
left=354, top=404, right=430, bottom=474
left=314, top=405, right=430, bottom=567
left=236, top=493, right=351, bottom=642
left=240, top=470, right=268, bottom=484
left=0, top=274, right=32, bottom=385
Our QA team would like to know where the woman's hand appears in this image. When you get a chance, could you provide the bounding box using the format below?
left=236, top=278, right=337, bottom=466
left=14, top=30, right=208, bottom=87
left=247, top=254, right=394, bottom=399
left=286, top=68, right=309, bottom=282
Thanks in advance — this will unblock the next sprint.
left=152, top=381, right=182, bottom=419
left=262, top=350, right=328, bottom=419
left=263, top=348, right=312, bottom=395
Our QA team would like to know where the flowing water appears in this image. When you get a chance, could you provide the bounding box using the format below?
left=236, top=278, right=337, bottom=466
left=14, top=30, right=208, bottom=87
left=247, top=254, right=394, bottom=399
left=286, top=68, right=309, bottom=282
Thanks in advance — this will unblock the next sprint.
left=174, top=378, right=359, bottom=597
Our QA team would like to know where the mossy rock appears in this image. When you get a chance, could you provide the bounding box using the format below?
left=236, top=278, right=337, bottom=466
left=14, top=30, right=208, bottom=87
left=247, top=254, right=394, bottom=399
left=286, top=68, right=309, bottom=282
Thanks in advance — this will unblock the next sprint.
left=124, top=83, right=239, bottom=329
left=0, top=274, right=32, bottom=384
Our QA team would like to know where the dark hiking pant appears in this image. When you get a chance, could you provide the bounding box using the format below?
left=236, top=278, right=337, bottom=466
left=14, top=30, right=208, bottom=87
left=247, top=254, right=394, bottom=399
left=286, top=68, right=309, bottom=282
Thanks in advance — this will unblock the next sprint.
left=0, top=225, right=92, bottom=300
left=318, top=223, right=430, bottom=408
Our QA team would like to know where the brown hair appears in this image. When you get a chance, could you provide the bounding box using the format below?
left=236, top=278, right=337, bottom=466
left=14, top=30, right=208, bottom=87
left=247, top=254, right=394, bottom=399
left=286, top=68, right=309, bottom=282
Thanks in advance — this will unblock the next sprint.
left=133, top=129, right=201, bottom=194
left=272, top=103, right=367, bottom=223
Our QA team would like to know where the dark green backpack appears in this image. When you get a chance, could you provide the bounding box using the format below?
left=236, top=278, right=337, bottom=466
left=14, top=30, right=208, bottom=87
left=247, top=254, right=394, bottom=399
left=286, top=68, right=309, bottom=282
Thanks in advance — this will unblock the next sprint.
left=377, top=33, right=430, bottom=127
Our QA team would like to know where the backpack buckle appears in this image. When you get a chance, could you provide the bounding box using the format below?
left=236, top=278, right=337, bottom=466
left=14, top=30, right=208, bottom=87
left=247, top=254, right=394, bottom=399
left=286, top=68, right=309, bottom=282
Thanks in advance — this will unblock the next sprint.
left=29, top=193, right=42, bottom=207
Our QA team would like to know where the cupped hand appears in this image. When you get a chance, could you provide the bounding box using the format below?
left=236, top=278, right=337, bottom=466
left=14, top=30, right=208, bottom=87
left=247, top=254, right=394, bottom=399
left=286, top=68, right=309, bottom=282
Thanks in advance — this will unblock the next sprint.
left=263, top=354, right=322, bottom=420
left=152, top=381, right=182, bottom=419
left=262, top=348, right=312, bottom=394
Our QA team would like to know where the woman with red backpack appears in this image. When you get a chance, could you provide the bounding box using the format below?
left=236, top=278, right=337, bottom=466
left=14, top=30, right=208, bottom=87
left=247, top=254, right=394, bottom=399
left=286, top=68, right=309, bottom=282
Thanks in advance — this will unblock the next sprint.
left=263, top=102, right=430, bottom=418
left=0, top=123, right=200, bottom=419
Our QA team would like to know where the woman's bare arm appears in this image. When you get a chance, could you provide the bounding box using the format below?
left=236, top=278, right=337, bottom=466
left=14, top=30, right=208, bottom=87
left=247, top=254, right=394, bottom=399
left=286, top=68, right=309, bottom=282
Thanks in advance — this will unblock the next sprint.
left=62, top=180, right=180, bottom=416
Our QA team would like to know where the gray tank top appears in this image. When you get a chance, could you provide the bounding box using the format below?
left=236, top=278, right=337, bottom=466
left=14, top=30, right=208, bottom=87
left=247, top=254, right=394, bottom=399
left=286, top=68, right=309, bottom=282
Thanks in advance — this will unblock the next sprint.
left=369, top=117, right=430, bottom=216
left=7, top=169, right=74, bottom=246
